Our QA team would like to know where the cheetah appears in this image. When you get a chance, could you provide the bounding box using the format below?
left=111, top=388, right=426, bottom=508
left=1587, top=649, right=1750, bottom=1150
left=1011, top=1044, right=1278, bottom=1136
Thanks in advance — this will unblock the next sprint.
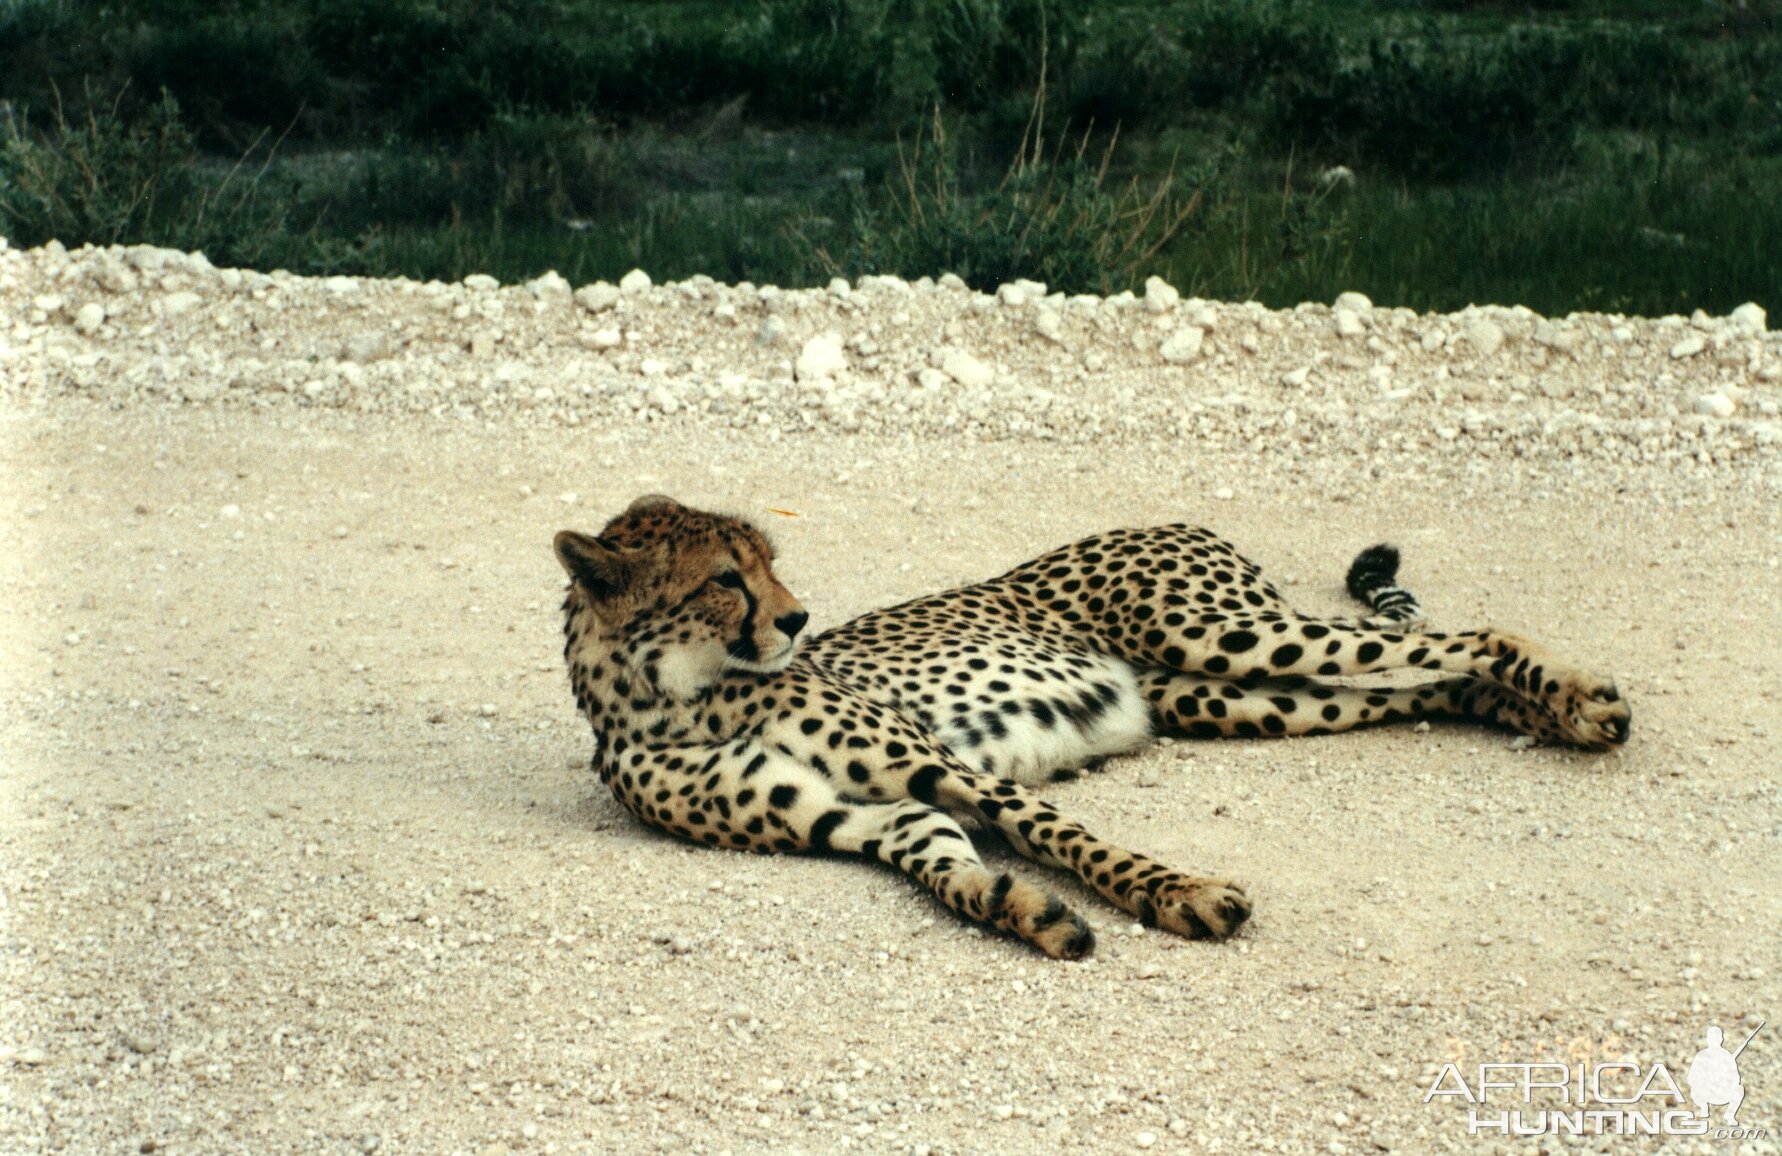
left=555, top=496, right=1630, bottom=958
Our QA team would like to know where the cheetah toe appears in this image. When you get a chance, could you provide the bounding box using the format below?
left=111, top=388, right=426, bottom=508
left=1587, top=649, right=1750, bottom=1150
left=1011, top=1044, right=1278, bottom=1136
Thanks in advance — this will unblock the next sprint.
left=1141, top=878, right=1252, bottom=941
left=1019, top=895, right=1097, bottom=960
left=1561, top=678, right=1632, bottom=749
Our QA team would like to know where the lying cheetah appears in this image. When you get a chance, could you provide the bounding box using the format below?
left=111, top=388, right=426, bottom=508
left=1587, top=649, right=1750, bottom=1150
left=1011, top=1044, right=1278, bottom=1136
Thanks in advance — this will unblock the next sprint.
left=555, top=496, right=1630, bottom=958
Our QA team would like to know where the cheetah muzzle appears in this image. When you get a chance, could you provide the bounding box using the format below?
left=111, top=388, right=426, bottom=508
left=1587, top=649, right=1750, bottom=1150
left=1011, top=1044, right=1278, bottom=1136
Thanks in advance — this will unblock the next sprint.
left=556, top=496, right=1628, bottom=958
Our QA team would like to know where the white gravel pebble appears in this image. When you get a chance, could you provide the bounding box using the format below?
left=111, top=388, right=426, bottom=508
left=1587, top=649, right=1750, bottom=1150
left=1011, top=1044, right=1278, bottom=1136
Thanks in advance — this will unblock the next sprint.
left=1465, top=317, right=1505, bottom=357
left=796, top=334, right=848, bottom=382
left=574, top=282, right=620, bottom=313
left=74, top=301, right=106, bottom=335
left=162, top=290, right=202, bottom=318
left=941, top=349, right=994, bottom=389
left=1670, top=334, right=1707, bottom=359
left=1730, top=301, right=1767, bottom=335
left=619, top=268, right=652, bottom=294
left=1159, top=326, right=1205, bottom=363
left=1143, top=276, right=1179, bottom=312
left=1693, top=392, right=1736, bottom=417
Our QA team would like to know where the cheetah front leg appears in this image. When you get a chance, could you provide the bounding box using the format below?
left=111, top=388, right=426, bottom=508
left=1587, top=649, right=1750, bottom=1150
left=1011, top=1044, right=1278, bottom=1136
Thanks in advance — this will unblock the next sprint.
left=920, top=770, right=1253, bottom=941
left=609, top=739, right=1096, bottom=959
left=1138, top=671, right=1569, bottom=743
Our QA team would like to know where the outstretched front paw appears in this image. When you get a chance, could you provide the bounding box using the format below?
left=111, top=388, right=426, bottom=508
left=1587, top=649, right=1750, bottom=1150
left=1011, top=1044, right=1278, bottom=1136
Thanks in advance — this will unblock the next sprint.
left=1557, top=675, right=1632, bottom=749
left=1137, top=877, right=1252, bottom=941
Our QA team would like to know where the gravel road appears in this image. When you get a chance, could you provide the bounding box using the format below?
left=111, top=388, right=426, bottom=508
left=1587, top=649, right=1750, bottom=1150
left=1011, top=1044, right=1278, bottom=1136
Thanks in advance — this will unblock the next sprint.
left=2, top=239, right=1779, bottom=1154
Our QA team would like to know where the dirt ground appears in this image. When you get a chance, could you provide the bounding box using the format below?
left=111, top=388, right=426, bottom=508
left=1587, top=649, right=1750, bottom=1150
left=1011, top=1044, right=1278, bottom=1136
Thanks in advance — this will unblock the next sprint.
left=2, top=246, right=1779, bottom=1154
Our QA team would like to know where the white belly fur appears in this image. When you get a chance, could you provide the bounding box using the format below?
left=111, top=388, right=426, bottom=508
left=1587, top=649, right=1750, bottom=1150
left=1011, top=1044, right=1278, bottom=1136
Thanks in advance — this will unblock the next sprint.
left=933, top=653, right=1154, bottom=786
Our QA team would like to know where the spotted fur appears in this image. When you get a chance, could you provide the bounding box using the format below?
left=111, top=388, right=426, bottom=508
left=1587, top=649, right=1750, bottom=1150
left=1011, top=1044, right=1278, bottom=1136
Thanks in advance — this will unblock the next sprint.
left=557, top=497, right=1629, bottom=957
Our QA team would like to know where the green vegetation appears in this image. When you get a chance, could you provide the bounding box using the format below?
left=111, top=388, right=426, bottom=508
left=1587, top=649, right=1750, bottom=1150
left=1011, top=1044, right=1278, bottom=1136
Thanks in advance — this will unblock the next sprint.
left=2, top=0, right=1778, bottom=313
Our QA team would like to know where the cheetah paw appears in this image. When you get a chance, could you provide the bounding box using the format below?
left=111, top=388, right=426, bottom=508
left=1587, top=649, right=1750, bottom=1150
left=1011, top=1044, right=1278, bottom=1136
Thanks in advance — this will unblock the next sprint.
left=1138, top=878, right=1252, bottom=941
left=1557, top=676, right=1632, bottom=749
left=1018, top=895, right=1097, bottom=960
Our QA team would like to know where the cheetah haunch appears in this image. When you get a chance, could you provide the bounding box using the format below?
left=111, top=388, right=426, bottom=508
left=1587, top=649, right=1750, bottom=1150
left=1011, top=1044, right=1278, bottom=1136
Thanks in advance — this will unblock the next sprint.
left=555, top=496, right=1629, bottom=958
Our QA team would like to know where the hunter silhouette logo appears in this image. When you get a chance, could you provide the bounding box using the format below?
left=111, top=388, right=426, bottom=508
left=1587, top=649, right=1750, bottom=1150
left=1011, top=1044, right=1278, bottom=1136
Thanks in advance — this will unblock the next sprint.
left=1424, top=1020, right=1767, bottom=1140
left=1688, top=1022, right=1759, bottom=1125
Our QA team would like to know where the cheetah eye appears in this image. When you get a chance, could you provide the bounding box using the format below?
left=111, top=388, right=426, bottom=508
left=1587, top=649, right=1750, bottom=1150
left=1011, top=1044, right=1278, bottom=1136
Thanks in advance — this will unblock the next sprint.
left=712, top=571, right=745, bottom=590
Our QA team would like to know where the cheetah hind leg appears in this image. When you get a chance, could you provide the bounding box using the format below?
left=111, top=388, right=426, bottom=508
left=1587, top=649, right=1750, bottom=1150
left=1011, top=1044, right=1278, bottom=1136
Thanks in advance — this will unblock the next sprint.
left=1140, top=671, right=1571, bottom=743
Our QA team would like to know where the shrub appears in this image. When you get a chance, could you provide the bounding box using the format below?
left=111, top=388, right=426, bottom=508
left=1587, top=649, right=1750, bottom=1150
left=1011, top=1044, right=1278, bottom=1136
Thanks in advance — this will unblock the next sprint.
left=807, top=109, right=1215, bottom=294
left=0, top=88, right=297, bottom=267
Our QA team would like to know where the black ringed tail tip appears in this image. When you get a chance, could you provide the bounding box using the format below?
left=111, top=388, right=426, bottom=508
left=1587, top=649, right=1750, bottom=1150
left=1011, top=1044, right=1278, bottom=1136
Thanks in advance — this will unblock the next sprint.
left=1345, top=543, right=1401, bottom=601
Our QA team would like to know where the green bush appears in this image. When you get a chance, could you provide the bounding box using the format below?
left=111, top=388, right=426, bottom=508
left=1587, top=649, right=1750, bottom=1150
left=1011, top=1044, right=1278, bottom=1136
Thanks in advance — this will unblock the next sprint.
left=1070, top=1, right=1334, bottom=128
left=809, top=111, right=1215, bottom=294
left=0, top=89, right=297, bottom=266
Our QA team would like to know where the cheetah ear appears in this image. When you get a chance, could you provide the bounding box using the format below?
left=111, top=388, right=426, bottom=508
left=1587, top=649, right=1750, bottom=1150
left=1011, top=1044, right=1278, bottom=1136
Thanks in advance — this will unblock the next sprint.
left=553, top=530, right=656, bottom=599
left=626, top=493, right=681, bottom=514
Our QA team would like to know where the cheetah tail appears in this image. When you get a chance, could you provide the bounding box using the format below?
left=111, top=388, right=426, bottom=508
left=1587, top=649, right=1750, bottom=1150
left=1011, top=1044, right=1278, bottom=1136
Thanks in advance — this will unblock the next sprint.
left=1344, top=544, right=1424, bottom=625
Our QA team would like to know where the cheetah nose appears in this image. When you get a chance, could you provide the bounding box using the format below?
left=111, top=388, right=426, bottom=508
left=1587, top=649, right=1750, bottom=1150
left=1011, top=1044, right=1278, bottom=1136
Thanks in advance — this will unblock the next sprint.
left=775, top=610, right=810, bottom=639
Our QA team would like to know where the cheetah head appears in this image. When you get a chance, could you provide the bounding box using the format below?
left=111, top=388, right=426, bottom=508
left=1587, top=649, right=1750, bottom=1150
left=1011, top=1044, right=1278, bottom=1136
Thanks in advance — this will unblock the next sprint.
left=554, top=495, right=809, bottom=699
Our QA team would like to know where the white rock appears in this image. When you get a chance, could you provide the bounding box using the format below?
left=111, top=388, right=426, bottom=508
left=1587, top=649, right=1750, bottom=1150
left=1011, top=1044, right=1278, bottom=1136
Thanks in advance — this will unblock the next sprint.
left=796, top=334, right=848, bottom=381
left=1333, top=291, right=1373, bottom=313
left=1280, top=367, right=1311, bottom=388
left=322, top=275, right=361, bottom=294
left=639, top=358, right=668, bottom=377
left=755, top=316, right=787, bottom=346
left=342, top=331, right=392, bottom=363
left=1033, top=309, right=1064, bottom=343
left=938, top=273, right=968, bottom=291
left=1466, top=318, right=1505, bottom=357
left=619, top=269, right=652, bottom=294
left=460, top=273, right=498, bottom=292
left=1669, top=334, right=1707, bottom=360
left=182, top=378, right=222, bottom=402
left=1730, top=302, right=1767, bottom=335
left=586, top=329, right=622, bottom=351
left=1136, top=1132, right=1157, bottom=1149
left=162, top=291, right=202, bottom=318
left=527, top=270, right=571, bottom=299
left=1159, top=326, right=1204, bottom=363
left=95, top=261, right=139, bottom=294
left=1693, top=393, right=1735, bottom=418
left=1334, top=309, right=1366, bottom=339
left=1213, top=486, right=1234, bottom=501
left=574, top=282, right=620, bottom=313
left=32, top=293, right=66, bottom=316
left=996, top=283, right=1028, bottom=308
left=1143, top=276, right=1180, bottom=312
left=941, top=349, right=994, bottom=389
left=74, top=302, right=106, bottom=335
left=1533, top=323, right=1581, bottom=355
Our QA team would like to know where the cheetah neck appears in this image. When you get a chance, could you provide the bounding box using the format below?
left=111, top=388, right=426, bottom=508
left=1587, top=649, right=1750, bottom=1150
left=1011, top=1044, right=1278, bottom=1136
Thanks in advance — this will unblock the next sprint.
left=561, top=598, right=708, bottom=747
